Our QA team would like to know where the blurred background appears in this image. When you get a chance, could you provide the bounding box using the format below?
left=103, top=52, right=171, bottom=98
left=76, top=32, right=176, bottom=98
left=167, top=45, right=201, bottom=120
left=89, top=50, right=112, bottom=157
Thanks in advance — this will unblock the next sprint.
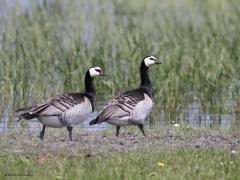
left=0, top=0, right=240, bottom=132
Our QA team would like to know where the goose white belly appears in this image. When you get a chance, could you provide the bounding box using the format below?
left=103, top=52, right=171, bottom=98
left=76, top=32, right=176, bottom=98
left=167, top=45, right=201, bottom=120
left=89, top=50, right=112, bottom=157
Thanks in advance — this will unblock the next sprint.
left=38, top=116, right=65, bottom=128
left=107, top=94, right=153, bottom=126
left=63, top=105, right=92, bottom=126
left=130, top=94, right=153, bottom=124
left=62, top=97, right=93, bottom=126
left=38, top=97, right=93, bottom=128
left=107, top=116, right=131, bottom=126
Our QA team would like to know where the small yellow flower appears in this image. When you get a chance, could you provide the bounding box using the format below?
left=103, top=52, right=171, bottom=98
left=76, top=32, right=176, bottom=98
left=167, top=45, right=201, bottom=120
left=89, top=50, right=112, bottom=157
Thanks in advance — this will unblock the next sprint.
left=158, top=162, right=165, bottom=167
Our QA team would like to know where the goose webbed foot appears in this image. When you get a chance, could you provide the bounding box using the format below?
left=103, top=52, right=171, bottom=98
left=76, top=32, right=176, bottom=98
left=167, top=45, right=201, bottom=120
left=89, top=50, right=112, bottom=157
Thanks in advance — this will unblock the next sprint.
left=138, top=124, right=146, bottom=137
left=67, top=126, right=73, bottom=141
left=39, top=125, right=46, bottom=141
left=115, top=126, right=120, bottom=137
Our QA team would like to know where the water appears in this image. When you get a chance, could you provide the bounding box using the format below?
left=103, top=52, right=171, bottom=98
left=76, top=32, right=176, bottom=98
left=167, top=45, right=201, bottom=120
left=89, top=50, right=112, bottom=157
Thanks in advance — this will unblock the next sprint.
left=0, top=111, right=110, bottom=133
left=0, top=99, right=238, bottom=133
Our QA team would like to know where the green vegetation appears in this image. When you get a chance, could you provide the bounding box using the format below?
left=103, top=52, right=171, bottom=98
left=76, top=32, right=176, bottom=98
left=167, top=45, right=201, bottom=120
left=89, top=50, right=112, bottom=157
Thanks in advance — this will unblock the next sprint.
left=1, top=0, right=240, bottom=123
left=0, top=127, right=239, bottom=180
left=1, top=150, right=239, bottom=180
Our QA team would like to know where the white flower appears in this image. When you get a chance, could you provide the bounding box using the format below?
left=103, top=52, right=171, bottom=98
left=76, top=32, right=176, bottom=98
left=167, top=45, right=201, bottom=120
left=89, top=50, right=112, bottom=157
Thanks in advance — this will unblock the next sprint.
left=230, top=161, right=234, bottom=164
left=174, top=123, right=179, bottom=127
left=220, top=162, right=224, bottom=165
left=231, top=150, right=236, bottom=154
left=171, top=120, right=175, bottom=123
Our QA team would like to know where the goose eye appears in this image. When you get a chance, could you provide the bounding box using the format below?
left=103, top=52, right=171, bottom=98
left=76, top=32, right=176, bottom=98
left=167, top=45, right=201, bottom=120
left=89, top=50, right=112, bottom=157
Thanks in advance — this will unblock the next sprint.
left=149, top=57, right=156, bottom=61
left=95, top=69, right=101, bottom=73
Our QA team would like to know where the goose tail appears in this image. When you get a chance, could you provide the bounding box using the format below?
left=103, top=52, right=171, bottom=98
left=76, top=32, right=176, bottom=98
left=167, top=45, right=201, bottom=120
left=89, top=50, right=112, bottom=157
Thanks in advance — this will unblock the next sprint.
left=15, top=106, right=37, bottom=121
left=89, top=118, right=98, bottom=126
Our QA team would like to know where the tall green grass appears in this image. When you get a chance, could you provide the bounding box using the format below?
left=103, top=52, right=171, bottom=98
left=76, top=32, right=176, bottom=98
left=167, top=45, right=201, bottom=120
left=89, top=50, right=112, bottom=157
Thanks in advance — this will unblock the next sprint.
left=0, top=0, right=240, bottom=123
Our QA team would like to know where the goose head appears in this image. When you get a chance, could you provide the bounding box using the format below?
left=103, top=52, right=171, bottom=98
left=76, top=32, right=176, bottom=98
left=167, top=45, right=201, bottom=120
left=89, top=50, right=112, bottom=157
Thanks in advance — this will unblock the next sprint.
left=88, top=67, right=107, bottom=77
left=143, top=56, right=161, bottom=67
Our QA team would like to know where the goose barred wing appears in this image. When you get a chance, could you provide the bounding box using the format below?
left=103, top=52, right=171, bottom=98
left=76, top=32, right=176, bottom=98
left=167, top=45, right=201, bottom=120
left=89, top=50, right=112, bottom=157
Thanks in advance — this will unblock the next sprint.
left=96, top=91, right=145, bottom=123
left=17, top=93, right=85, bottom=118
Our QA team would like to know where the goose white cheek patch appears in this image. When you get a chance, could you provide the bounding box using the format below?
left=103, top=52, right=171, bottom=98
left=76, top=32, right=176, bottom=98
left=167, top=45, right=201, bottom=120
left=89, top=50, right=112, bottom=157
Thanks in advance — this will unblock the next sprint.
left=144, top=58, right=156, bottom=67
left=89, top=67, right=101, bottom=77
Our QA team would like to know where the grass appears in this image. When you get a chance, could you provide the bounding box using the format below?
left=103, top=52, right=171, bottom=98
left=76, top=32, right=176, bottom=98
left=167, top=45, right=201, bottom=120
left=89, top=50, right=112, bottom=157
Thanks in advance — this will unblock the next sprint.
left=1, top=150, right=240, bottom=180
left=1, top=0, right=240, bottom=124
left=0, top=127, right=239, bottom=180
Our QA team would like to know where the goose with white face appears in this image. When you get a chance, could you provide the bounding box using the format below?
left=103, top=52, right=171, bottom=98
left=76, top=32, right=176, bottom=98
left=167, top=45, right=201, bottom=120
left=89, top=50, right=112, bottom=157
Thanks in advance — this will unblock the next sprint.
left=144, top=56, right=161, bottom=67
left=89, top=67, right=107, bottom=77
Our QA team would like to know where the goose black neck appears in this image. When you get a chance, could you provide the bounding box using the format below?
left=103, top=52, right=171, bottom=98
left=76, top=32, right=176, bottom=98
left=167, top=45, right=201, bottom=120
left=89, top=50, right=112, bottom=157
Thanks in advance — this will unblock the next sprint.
left=85, top=71, right=95, bottom=94
left=140, top=62, right=151, bottom=87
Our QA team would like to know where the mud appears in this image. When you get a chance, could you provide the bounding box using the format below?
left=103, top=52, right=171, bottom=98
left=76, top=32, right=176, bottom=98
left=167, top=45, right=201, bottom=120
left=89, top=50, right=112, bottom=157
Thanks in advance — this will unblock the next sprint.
left=0, top=130, right=239, bottom=157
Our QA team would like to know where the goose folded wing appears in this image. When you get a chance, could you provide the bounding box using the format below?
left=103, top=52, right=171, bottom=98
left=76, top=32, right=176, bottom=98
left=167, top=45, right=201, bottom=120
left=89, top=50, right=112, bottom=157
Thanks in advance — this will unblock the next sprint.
left=96, top=91, right=145, bottom=123
left=29, top=93, right=85, bottom=116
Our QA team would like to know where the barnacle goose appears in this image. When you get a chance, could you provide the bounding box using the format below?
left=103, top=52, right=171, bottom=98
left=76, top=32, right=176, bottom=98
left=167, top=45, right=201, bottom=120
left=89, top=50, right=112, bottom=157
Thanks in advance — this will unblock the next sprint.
left=16, top=67, right=106, bottom=140
left=90, top=56, right=161, bottom=136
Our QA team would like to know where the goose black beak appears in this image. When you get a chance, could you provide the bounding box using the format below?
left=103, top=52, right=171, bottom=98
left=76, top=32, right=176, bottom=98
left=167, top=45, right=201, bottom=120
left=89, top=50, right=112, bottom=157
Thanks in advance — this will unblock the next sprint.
left=155, top=60, right=161, bottom=64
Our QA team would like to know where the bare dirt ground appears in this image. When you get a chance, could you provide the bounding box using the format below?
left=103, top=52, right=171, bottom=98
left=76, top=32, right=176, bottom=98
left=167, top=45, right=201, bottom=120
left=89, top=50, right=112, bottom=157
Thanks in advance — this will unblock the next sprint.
left=0, top=129, right=239, bottom=157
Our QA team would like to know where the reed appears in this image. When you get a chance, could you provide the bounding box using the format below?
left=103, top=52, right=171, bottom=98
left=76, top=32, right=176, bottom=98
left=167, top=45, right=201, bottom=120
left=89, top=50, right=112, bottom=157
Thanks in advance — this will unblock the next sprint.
left=0, top=0, right=240, bottom=124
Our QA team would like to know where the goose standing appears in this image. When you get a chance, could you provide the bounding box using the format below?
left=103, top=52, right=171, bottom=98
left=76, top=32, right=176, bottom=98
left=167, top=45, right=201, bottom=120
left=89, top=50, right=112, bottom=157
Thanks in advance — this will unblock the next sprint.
left=90, top=56, right=161, bottom=136
left=16, top=67, right=106, bottom=140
